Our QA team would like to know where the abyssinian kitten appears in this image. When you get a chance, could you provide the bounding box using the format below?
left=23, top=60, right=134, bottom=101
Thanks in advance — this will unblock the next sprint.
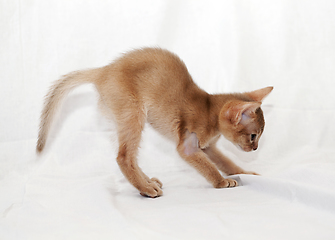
left=37, top=47, right=273, bottom=198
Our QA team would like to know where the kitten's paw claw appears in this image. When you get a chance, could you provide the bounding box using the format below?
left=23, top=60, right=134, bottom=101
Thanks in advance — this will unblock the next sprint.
left=140, top=180, right=163, bottom=198
left=215, top=178, right=238, bottom=188
left=226, top=178, right=238, bottom=187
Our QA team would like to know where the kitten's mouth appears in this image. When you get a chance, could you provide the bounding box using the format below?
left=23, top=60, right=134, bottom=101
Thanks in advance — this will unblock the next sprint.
left=237, top=144, right=253, bottom=152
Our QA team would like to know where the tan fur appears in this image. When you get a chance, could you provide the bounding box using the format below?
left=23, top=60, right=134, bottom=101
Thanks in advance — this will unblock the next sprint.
left=37, top=48, right=273, bottom=197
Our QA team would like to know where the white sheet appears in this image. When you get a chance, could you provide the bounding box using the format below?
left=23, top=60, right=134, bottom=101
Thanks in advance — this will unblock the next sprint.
left=1, top=1, right=335, bottom=239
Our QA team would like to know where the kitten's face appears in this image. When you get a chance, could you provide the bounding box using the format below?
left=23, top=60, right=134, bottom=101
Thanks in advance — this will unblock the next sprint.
left=219, top=101, right=265, bottom=152
left=219, top=87, right=273, bottom=152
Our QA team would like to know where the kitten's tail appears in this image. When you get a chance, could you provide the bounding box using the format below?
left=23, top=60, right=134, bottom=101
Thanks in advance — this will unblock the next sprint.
left=36, top=68, right=101, bottom=153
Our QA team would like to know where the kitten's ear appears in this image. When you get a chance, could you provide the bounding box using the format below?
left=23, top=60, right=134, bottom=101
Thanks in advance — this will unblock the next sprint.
left=224, top=101, right=262, bottom=125
left=245, top=86, right=273, bottom=102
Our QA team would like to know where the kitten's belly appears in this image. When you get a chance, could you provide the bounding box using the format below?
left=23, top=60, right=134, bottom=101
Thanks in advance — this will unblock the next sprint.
left=146, top=110, right=178, bottom=142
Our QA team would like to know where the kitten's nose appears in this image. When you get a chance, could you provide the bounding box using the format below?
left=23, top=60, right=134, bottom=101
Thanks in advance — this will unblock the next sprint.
left=253, top=146, right=258, bottom=151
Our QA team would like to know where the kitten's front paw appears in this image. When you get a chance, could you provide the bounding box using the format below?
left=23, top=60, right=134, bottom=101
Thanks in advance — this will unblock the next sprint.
left=140, top=178, right=163, bottom=198
left=214, top=178, right=238, bottom=188
left=150, top=177, right=163, bottom=188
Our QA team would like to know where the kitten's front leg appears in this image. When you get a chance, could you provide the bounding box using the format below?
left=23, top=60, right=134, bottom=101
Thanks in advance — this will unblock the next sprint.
left=177, top=131, right=238, bottom=188
left=203, top=145, right=259, bottom=176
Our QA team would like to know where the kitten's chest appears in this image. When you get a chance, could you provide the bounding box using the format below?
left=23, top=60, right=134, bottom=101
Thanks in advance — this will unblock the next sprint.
left=198, top=132, right=220, bottom=149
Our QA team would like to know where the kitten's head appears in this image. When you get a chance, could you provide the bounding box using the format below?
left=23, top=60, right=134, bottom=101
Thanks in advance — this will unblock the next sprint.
left=219, top=87, right=273, bottom=152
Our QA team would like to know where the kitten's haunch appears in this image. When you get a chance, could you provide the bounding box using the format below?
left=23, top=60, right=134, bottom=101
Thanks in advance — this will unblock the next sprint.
left=37, top=48, right=273, bottom=197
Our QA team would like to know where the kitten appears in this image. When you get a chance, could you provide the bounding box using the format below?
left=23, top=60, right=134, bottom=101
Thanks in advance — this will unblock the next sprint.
left=37, top=48, right=273, bottom=197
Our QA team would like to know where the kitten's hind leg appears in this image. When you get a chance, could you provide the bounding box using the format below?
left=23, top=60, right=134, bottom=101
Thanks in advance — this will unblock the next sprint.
left=115, top=110, right=163, bottom=198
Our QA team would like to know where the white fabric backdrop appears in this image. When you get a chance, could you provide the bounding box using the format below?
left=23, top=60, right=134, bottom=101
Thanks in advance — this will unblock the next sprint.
left=1, top=0, right=335, bottom=239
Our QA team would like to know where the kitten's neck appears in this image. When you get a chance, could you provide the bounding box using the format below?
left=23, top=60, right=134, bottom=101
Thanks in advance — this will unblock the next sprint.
left=199, top=94, right=228, bottom=135
left=207, top=93, right=239, bottom=133
left=208, top=94, right=232, bottom=119
left=189, top=94, right=231, bottom=148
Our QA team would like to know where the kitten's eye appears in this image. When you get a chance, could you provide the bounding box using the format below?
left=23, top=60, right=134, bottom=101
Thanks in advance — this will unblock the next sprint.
left=251, top=134, right=257, bottom=141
